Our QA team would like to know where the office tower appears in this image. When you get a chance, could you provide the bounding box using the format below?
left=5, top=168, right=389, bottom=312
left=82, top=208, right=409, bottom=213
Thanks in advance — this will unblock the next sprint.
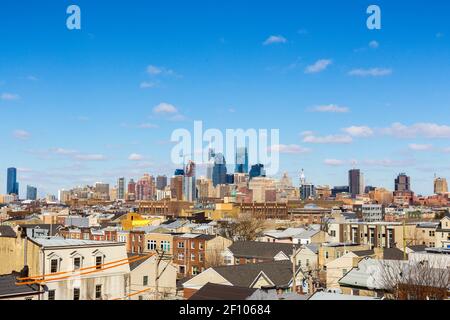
left=331, top=186, right=350, bottom=197
left=136, top=174, right=155, bottom=201
left=127, top=179, right=136, bottom=201
left=395, top=173, right=411, bottom=192
left=365, top=186, right=376, bottom=194
left=156, top=175, right=168, bottom=190
left=299, top=169, right=315, bottom=200
left=117, top=177, right=126, bottom=200
left=26, top=185, right=37, bottom=201
left=170, top=176, right=184, bottom=200
left=235, top=147, right=249, bottom=174
left=206, top=148, right=215, bottom=180
left=249, top=164, right=265, bottom=179
left=212, top=153, right=227, bottom=187
left=94, top=182, right=110, bottom=195
left=226, top=174, right=235, bottom=184
left=349, top=169, right=364, bottom=198
left=7, top=167, right=19, bottom=196
left=174, top=169, right=185, bottom=176
left=434, top=177, right=448, bottom=194
left=183, top=161, right=196, bottom=202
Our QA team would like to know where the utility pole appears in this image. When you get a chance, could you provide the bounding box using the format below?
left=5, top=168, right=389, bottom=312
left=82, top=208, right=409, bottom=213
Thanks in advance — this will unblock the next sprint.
left=403, top=218, right=407, bottom=260
left=292, top=243, right=297, bottom=293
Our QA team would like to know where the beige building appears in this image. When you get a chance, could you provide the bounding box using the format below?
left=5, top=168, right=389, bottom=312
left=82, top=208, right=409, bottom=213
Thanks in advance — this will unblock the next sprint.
left=434, top=177, right=448, bottom=195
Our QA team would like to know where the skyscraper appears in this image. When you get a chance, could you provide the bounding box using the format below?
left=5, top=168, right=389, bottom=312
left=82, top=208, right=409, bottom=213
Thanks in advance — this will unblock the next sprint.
left=212, top=153, right=227, bottom=187
left=206, top=148, right=215, bottom=180
left=299, top=169, right=315, bottom=200
left=7, top=168, right=19, bottom=196
left=26, top=185, right=37, bottom=200
left=127, top=179, right=136, bottom=201
left=434, top=177, right=448, bottom=194
left=395, top=173, right=411, bottom=192
left=249, top=164, right=265, bottom=179
left=117, top=177, right=126, bottom=200
left=156, top=175, right=168, bottom=190
left=349, top=169, right=364, bottom=198
left=235, top=147, right=249, bottom=174
left=183, top=161, right=197, bottom=202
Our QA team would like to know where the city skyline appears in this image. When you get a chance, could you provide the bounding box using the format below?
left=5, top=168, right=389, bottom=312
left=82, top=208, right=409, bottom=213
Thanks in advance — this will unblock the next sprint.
left=1, top=1, right=450, bottom=196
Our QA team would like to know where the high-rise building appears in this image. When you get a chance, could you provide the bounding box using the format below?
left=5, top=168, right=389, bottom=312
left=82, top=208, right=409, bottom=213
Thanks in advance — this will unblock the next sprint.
left=206, top=148, right=215, bottom=180
left=331, top=186, right=350, bottom=197
left=117, top=177, right=126, bottom=200
left=7, top=167, right=19, bottom=196
left=349, top=169, right=364, bottom=198
left=170, top=176, right=184, bottom=200
left=127, top=179, right=136, bottom=201
left=235, top=147, right=249, bottom=174
left=434, top=177, right=448, bottom=194
left=212, top=153, right=227, bottom=187
left=299, top=169, right=315, bottom=200
left=156, top=175, right=168, bottom=190
left=26, top=185, right=37, bottom=200
left=183, top=161, right=196, bottom=202
left=395, top=173, right=411, bottom=192
left=249, top=164, right=265, bottom=179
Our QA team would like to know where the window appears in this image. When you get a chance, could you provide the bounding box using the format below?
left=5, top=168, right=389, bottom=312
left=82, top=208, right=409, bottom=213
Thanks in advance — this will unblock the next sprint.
left=160, top=241, right=170, bottom=252
left=429, top=231, right=435, bottom=237
left=73, top=257, right=81, bottom=270
left=95, top=285, right=102, bottom=300
left=73, top=288, right=80, bottom=300
left=223, top=256, right=232, bottom=265
left=138, top=295, right=143, bottom=300
left=342, top=269, right=347, bottom=276
left=235, top=258, right=240, bottom=265
left=192, top=266, right=200, bottom=275
left=95, top=256, right=103, bottom=270
left=191, top=253, right=196, bottom=261
left=178, top=253, right=184, bottom=261
left=306, top=259, right=310, bottom=267
left=48, top=290, right=56, bottom=300
left=50, top=259, right=58, bottom=273
left=143, top=276, right=148, bottom=286
left=177, top=242, right=185, bottom=249
left=191, top=242, right=195, bottom=249
left=147, top=240, right=156, bottom=250
left=179, top=266, right=185, bottom=274
left=325, top=252, right=329, bottom=259
left=199, top=243, right=204, bottom=250
left=199, top=253, right=203, bottom=262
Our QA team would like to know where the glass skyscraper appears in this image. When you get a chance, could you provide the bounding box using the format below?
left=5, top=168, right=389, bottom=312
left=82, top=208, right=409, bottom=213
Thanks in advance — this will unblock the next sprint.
left=235, top=147, right=248, bottom=174
left=7, top=167, right=19, bottom=196
left=212, top=153, right=227, bottom=187
left=249, top=164, right=265, bottom=179
left=26, top=185, right=37, bottom=200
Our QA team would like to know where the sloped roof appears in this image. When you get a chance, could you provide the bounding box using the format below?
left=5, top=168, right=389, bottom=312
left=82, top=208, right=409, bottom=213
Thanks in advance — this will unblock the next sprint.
left=0, top=273, right=41, bottom=298
left=128, top=254, right=154, bottom=271
left=383, top=248, right=405, bottom=260
left=228, top=241, right=292, bottom=259
left=0, top=226, right=16, bottom=238
left=353, top=250, right=375, bottom=257
left=213, top=260, right=295, bottom=287
left=188, top=283, right=256, bottom=300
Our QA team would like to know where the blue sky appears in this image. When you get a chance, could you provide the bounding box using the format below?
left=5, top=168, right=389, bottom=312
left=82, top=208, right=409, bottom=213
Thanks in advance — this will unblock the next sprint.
left=0, top=0, right=449, bottom=196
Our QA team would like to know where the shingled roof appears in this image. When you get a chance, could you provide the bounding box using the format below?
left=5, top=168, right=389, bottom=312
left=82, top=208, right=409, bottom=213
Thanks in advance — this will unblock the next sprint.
left=0, top=226, right=16, bottom=238
left=212, top=260, right=296, bottom=288
left=188, top=283, right=257, bottom=300
left=0, top=273, right=42, bottom=299
left=228, top=241, right=292, bottom=260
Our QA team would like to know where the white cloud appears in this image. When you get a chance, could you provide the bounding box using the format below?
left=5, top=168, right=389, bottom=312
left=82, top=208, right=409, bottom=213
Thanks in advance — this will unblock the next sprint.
left=303, top=133, right=352, bottom=144
left=128, top=153, right=144, bottom=161
left=268, top=144, right=311, bottom=154
left=146, top=65, right=175, bottom=76
left=52, top=148, right=78, bottom=155
left=369, top=40, right=379, bottom=49
left=342, top=126, right=374, bottom=137
left=408, top=143, right=433, bottom=151
left=348, top=68, right=392, bottom=77
left=74, top=154, right=106, bottom=161
left=382, top=122, right=450, bottom=138
left=311, top=104, right=349, bottom=113
left=263, top=35, right=287, bottom=45
left=13, top=129, right=30, bottom=140
left=305, top=59, right=332, bottom=74
left=1, top=93, right=20, bottom=101
left=153, top=102, right=178, bottom=114
left=140, top=81, right=158, bottom=89
left=138, top=123, right=159, bottom=129
left=362, top=159, right=414, bottom=167
left=324, top=159, right=347, bottom=166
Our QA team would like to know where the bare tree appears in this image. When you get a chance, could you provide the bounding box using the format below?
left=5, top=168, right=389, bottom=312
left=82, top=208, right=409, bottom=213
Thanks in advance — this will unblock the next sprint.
left=219, top=213, right=266, bottom=241
left=378, top=257, right=449, bottom=300
left=204, top=246, right=226, bottom=268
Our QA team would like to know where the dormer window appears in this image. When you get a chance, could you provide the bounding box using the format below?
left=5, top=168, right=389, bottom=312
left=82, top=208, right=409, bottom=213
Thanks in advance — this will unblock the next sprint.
left=50, top=259, right=59, bottom=273
left=96, top=256, right=103, bottom=269
left=74, top=257, right=82, bottom=270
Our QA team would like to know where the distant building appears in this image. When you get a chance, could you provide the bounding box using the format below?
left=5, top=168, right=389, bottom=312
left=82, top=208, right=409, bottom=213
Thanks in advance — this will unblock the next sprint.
left=212, top=153, right=227, bottom=187
left=127, top=179, right=136, bottom=201
left=349, top=169, right=364, bottom=198
left=156, top=175, right=168, bottom=190
left=395, top=173, right=411, bottom=192
left=6, top=168, right=19, bottom=196
left=117, top=178, right=125, bottom=200
left=249, top=164, right=265, bottom=180
left=183, top=161, right=197, bottom=202
left=26, top=185, right=37, bottom=201
left=434, top=177, right=448, bottom=195
left=235, top=147, right=249, bottom=174
left=331, top=186, right=349, bottom=197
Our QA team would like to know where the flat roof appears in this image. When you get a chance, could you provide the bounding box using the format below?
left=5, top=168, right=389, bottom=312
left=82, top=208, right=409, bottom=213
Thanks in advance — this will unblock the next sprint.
left=30, top=237, right=121, bottom=248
